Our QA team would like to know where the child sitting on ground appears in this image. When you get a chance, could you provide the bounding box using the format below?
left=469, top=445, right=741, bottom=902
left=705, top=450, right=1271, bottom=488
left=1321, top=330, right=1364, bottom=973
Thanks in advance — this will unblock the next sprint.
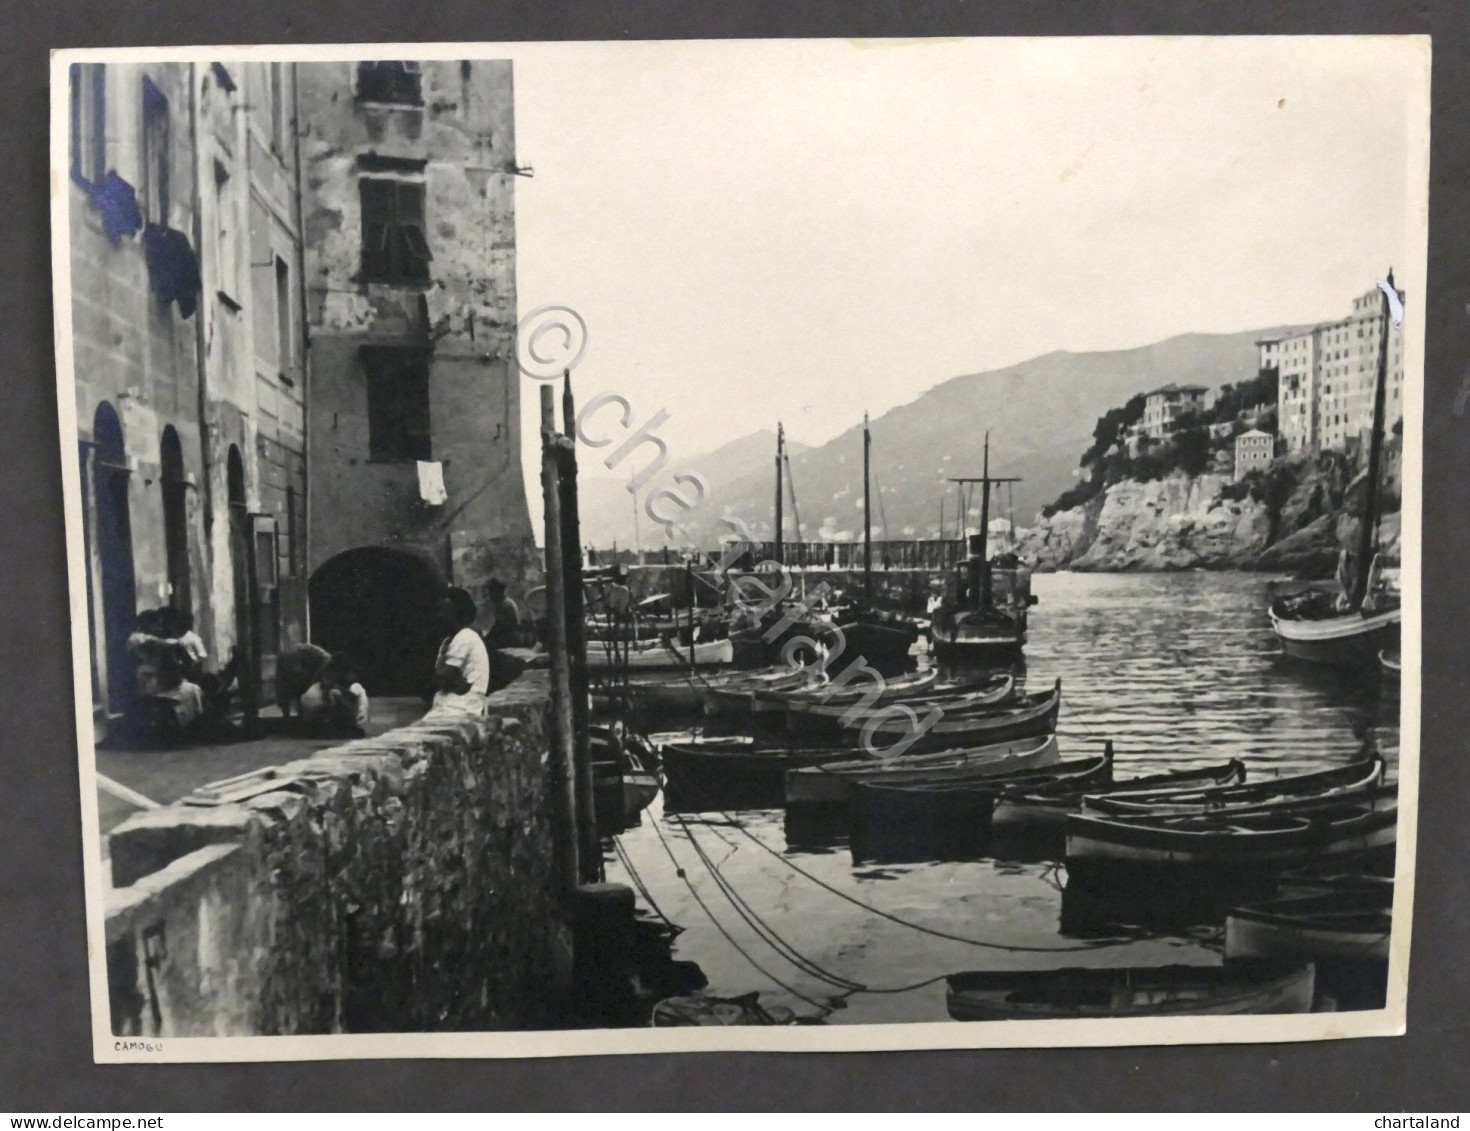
left=298, top=653, right=370, bottom=738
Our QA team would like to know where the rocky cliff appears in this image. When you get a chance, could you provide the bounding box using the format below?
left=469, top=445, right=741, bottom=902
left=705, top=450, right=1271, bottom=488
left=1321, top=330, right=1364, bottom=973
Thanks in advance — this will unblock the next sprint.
left=1015, top=447, right=1401, bottom=575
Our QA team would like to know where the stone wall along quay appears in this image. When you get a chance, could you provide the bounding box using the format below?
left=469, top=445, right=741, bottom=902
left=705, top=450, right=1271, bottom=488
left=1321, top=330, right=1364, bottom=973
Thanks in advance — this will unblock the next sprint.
left=104, top=671, right=567, bottom=1037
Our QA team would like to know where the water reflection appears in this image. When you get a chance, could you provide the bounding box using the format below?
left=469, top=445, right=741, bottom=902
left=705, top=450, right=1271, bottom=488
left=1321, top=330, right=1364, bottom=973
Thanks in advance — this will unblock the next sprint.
left=605, top=572, right=1402, bottom=1024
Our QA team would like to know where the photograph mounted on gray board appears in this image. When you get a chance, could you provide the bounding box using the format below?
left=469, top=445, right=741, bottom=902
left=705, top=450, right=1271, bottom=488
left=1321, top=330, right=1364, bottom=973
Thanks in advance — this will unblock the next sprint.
left=48, top=37, right=1427, bottom=1062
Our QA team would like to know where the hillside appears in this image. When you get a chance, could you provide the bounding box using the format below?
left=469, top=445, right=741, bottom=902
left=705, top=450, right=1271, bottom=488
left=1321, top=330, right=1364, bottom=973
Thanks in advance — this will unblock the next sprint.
left=576, top=428, right=808, bottom=550
left=674, top=327, right=1308, bottom=547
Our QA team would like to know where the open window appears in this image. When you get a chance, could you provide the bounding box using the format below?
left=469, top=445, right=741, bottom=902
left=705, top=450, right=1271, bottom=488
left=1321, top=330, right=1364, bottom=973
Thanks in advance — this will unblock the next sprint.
left=70, top=63, right=106, bottom=185
left=363, top=346, right=432, bottom=462
left=356, top=61, right=423, bottom=105
left=359, top=177, right=430, bottom=284
left=142, top=76, right=170, bottom=226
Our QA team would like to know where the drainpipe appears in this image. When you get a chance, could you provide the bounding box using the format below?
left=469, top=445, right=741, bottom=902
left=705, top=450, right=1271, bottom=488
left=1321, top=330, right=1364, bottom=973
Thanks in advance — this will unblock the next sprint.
left=188, top=64, right=216, bottom=644
left=290, top=62, right=313, bottom=634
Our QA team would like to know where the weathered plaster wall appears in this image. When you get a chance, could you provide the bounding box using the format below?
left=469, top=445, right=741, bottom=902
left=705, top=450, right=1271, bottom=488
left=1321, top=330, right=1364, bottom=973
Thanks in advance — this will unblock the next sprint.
left=105, top=673, right=565, bottom=1036
left=298, top=60, right=535, bottom=614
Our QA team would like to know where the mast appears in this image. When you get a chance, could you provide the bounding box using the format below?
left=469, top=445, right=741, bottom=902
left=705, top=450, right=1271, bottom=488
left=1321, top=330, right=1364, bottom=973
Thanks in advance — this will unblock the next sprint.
left=863, top=413, right=872, bottom=607
left=978, top=433, right=993, bottom=610
left=1354, top=270, right=1394, bottom=609
left=774, top=422, right=784, bottom=567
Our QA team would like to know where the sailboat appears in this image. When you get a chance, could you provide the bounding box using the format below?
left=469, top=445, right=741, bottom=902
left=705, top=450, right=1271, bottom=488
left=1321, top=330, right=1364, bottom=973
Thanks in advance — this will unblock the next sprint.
left=930, top=433, right=1037, bottom=667
left=1269, top=274, right=1403, bottom=667
left=822, top=415, right=922, bottom=675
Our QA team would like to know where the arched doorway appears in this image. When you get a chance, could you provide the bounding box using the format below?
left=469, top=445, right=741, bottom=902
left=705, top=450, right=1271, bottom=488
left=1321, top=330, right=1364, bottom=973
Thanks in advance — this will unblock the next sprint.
left=91, top=403, right=136, bottom=715
left=159, top=426, right=190, bottom=615
left=309, top=547, right=445, bottom=695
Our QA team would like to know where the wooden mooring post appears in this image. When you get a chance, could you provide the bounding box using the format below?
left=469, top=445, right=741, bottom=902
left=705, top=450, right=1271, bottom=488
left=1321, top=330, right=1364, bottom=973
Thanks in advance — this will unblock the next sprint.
left=561, top=371, right=601, bottom=883
left=539, top=383, right=580, bottom=893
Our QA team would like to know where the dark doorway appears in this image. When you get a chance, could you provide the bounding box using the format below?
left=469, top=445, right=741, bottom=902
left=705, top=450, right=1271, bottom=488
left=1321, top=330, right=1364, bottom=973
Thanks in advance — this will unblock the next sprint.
left=92, top=403, right=136, bottom=716
left=159, top=426, right=190, bottom=615
left=309, top=547, right=445, bottom=696
left=227, top=446, right=257, bottom=723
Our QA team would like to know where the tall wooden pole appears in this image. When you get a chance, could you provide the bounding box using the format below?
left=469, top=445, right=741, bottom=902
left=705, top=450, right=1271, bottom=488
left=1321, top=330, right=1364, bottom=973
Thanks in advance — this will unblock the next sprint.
left=561, top=372, right=599, bottom=882
left=1354, top=272, right=1393, bottom=609
left=862, top=414, right=873, bottom=607
left=774, top=422, right=784, bottom=567
left=979, top=433, right=993, bottom=612
left=539, top=384, right=580, bottom=893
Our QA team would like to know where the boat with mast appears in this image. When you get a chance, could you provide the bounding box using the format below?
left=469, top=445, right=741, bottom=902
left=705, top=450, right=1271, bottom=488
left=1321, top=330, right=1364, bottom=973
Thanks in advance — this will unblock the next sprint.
left=830, top=414, right=921, bottom=674
left=929, top=432, right=1037, bottom=667
left=1269, top=272, right=1403, bottom=666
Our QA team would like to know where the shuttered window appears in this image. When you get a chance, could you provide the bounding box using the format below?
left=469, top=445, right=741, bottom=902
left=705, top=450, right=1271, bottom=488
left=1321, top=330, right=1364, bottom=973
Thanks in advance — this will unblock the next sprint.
left=359, top=178, right=430, bottom=284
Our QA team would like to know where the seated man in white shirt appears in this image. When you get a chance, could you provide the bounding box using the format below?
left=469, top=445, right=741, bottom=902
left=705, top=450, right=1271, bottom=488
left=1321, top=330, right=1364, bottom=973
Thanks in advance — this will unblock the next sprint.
left=427, top=586, right=491, bottom=719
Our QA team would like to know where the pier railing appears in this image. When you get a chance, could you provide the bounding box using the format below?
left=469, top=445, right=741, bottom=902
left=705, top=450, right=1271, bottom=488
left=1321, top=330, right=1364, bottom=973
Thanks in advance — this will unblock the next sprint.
left=591, top=540, right=968, bottom=571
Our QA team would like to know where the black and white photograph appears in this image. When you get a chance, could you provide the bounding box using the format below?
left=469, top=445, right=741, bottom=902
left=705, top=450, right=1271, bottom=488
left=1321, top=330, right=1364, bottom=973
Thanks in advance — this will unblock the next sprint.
left=50, top=37, right=1427, bottom=1060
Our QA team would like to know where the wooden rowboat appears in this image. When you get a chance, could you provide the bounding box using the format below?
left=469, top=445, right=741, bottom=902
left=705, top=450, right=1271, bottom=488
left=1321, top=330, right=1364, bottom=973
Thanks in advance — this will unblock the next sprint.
left=1226, top=880, right=1393, bottom=964
left=945, top=959, right=1315, bottom=1021
left=1083, top=757, right=1385, bottom=818
left=842, top=678, right=1061, bottom=756
left=784, top=674, right=1015, bottom=739
left=1065, top=800, right=1399, bottom=868
left=586, top=636, right=733, bottom=671
left=991, top=759, right=1246, bottom=837
left=784, top=734, right=1060, bottom=809
left=660, top=735, right=853, bottom=812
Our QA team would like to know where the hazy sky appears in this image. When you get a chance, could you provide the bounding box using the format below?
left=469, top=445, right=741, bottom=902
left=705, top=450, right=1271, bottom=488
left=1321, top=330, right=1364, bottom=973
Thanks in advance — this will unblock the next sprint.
left=508, top=36, right=1425, bottom=521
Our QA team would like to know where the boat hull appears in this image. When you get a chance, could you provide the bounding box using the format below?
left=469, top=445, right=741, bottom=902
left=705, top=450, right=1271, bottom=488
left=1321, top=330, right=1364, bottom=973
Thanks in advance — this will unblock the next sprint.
left=587, top=637, right=733, bottom=671
left=1270, top=607, right=1401, bottom=668
left=944, top=960, right=1315, bottom=1021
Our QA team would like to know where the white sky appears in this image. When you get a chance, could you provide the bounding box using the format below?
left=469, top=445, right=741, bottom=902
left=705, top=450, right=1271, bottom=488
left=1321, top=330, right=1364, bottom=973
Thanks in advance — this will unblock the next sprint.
left=509, top=36, right=1425, bottom=520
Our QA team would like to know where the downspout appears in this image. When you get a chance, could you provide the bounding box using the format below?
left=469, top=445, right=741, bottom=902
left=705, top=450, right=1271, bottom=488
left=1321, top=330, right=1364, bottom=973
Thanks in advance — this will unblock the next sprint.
left=290, top=62, right=313, bottom=634
left=189, top=64, right=216, bottom=642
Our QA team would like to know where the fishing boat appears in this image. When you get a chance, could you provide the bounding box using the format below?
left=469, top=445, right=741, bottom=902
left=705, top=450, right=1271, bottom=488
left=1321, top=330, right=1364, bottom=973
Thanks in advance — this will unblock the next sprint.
left=843, top=677, right=1061, bottom=755
left=836, top=414, right=920, bottom=675
left=783, top=672, right=1014, bottom=739
left=929, top=433, right=1036, bottom=668
left=660, top=735, right=850, bottom=811
left=784, top=733, right=1061, bottom=810
left=590, top=729, right=661, bottom=834
left=848, top=746, right=1113, bottom=861
left=991, top=759, right=1247, bottom=837
left=591, top=671, right=710, bottom=715
left=1269, top=274, right=1402, bottom=667
left=1226, top=878, right=1393, bottom=964
left=586, top=635, right=733, bottom=671
left=1065, top=798, right=1399, bottom=869
left=1082, top=756, right=1385, bottom=818
left=944, top=959, right=1315, bottom=1021
left=703, top=666, right=815, bottom=720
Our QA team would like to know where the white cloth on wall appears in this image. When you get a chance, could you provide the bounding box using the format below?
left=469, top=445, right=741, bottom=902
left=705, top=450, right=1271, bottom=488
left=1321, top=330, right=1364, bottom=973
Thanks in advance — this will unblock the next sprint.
left=417, top=460, right=447, bottom=505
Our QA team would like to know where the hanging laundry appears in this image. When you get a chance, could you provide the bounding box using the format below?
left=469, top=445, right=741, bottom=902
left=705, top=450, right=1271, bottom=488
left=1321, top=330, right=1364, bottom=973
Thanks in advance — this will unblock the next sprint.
left=141, top=223, right=202, bottom=318
left=84, top=172, right=142, bottom=244
left=417, top=460, right=447, bottom=505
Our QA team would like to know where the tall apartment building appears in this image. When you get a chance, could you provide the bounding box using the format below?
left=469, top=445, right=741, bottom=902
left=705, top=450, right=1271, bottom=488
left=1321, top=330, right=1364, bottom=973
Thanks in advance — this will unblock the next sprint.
left=67, top=61, right=307, bottom=724
left=1268, top=286, right=1406, bottom=456
left=1140, top=384, right=1209, bottom=440
left=297, top=61, right=535, bottom=693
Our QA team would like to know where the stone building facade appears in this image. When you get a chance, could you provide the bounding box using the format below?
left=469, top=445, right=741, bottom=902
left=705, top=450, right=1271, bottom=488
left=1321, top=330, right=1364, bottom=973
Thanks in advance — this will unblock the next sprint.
left=66, top=60, right=307, bottom=722
left=1270, top=285, right=1406, bottom=456
left=297, top=61, right=535, bottom=693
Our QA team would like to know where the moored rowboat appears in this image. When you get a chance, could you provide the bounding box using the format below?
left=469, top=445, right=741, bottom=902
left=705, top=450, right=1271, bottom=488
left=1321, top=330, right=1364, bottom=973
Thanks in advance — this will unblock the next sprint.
left=841, top=678, right=1062, bottom=756
left=991, top=759, right=1246, bottom=836
left=944, top=959, right=1316, bottom=1021
left=1225, top=879, right=1393, bottom=963
left=1083, top=756, right=1385, bottom=818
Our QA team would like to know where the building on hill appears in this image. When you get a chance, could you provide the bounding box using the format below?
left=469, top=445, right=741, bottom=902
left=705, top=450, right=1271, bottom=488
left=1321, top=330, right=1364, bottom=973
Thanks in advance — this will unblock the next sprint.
left=1234, top=429, right=1274, bottom=481
left=1276, top=285, right=1405, bottom=456
left=1256, top=337, right=1283, bottom=374
left=1140, top=384, right=1209, bottom=440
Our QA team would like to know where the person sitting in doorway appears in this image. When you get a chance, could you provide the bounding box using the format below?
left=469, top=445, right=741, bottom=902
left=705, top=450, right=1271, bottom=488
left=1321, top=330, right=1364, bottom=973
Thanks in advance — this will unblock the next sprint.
left=161, top=607, right=209, bottom=679
left=298, top=652, right=370, bottom=738
left=276, top=641, right=332, bottom=719
left=483, top=578, right=523, bottom=649
left=427, top=586, right=491, bottom=719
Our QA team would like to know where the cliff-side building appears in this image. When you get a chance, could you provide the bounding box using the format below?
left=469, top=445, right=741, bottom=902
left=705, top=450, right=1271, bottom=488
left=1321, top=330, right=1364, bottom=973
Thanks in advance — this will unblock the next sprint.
left=298, top=60, right=535, bottom=693
left=1140, top=384, right=1209, bottom=440
left=67, top=60, right=307, bottom=724
left=1276, top=286, right=1405, bottom=456
left=1234, top=428, right=1274, bottom=480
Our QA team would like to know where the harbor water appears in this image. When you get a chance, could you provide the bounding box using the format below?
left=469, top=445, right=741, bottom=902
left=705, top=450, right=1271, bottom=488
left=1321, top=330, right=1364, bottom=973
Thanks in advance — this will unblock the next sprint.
left=604, top=571, right=1401, bottom=1024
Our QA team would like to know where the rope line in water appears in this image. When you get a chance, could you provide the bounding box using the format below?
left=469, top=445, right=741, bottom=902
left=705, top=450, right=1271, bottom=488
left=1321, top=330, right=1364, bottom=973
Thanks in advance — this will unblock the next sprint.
left=611, top=836, right=679, bottom=930
left=645, top=801, right=829, bottom=1009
